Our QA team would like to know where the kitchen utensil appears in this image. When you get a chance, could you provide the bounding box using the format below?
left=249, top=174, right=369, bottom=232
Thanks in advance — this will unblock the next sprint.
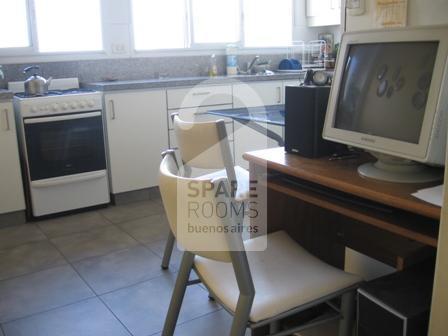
left=23, top=65, right=53, bottom=96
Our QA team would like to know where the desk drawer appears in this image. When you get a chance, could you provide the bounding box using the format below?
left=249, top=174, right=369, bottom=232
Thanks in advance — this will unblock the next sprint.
left=167, top=85, right=232, bottom=109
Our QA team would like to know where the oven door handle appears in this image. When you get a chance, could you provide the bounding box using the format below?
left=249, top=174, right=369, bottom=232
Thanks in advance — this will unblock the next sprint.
left=31, top=171, right=107, bottom=189
left=24, top=111, right=102, bottom=124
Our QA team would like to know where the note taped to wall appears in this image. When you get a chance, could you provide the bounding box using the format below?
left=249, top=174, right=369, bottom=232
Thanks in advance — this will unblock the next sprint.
left=375, top=0, right=408, bottom=28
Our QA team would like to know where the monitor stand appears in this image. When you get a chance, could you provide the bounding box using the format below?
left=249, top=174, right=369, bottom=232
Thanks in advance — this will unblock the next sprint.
left=358, top=152, right=443, bottom=184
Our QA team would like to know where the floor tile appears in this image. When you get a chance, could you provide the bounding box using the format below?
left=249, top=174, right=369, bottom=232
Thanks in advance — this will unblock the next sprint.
left=100, top=200, right=165, bottom=224
left=0, top=265, right=94, bottom=323
left=151, top=310, right=250, bottom=336
left=38, top=211, right=111, bottom=238
left=2, top=298, right=131, bottom=336
left=73, top=245, right=167, bottom=295
left=147, top=239, right=183, bottom=270
left=0, top=241, right=66, bottom=281
left=51, top=226, right=138, bottom=262
left=0, top=225, right=46, bottom=250
left=118, top=214, right=170, bottom=244
left=101, top=272, right=220, bottom=336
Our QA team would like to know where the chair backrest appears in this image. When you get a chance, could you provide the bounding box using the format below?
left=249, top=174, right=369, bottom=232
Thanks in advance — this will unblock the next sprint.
left=173, top=116, right=237, bottom=185
left=159, top=153, right=245, bottom=263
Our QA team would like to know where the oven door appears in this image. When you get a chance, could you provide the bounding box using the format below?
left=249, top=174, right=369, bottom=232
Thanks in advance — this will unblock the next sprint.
left=24, top=111, right=107, bottom=182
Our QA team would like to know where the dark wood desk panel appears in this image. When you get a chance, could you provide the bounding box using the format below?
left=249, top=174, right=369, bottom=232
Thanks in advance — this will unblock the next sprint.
left=245, top=147, right=439, bottom=265
left=244, top=147, right=441, bottom=220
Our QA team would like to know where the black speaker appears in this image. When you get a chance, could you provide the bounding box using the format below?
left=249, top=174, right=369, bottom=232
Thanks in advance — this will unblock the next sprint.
left=285, top=86, right=336, bottom=158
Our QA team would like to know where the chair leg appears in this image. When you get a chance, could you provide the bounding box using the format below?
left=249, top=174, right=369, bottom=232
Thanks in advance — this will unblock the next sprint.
left=338, top=291, right=356, bottom=336
left=230, top=295, right=253, bottom=336
left=162, top=252, right=194, bottom=336
left=161, top=231, right=176, bottom=270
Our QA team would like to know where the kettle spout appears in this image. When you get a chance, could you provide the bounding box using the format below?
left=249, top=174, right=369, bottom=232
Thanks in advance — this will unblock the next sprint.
left=45, top=77, right=53, bottom=90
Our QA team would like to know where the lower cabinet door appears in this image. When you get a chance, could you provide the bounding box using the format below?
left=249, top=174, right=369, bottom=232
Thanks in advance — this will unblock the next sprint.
left=105, top=90, right=168, bottom=194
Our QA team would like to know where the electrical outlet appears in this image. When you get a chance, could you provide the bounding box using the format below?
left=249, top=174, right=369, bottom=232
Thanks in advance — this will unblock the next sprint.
left=111, top=43, right=127, bottom=54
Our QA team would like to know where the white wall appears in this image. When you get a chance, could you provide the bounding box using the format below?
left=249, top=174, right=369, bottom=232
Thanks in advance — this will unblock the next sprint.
left=346, top=0, right=448, bottom=32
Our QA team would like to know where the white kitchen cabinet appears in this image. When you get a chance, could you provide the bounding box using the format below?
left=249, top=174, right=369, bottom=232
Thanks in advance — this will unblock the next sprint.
left=104, top=90, right=168, bottom=194
left=167, top=85, right=232, bottom=110
left=306, top=0, right=341, bottom=27
left=0, top=102, right=26, bottom=214
left=233, top=81, right=284, bottom=108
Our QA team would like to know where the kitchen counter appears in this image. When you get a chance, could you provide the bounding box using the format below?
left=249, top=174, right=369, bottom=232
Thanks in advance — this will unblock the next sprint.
left=84, top=73, right=304, bottom=92
left=0, top=90, right=14, bottom=101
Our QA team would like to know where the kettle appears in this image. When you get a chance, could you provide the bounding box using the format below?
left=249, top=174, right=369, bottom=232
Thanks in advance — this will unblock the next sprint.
left=23, top=65, right=52, bottom=96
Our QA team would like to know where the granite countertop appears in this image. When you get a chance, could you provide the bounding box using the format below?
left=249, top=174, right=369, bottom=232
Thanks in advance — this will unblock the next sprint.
left=84, top=73, right=305, bottom=92
left=207, top=104, right=285, bottom=126
left=0, top=89, right=14, bottom=101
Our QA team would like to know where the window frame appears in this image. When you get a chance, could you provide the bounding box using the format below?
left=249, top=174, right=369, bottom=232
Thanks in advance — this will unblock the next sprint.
left=0, top=0, right=34, bottom=55
left=187, top=0, right=244, bottom=49
left=131, top=0, right=295, bottom=52
left=0, top=0, right=304, bottom=61
left=0, top=0, right=106, bottom=58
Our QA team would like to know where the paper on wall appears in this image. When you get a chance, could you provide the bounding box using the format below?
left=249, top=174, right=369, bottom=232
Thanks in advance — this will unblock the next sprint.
left=375, top=0, right=408, bottom=28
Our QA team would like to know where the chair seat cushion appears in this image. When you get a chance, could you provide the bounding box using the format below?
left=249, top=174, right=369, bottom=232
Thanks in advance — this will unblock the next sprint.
left=198, top=166, right=249, bottom=201
left=194, top=231, right=361, bottom=323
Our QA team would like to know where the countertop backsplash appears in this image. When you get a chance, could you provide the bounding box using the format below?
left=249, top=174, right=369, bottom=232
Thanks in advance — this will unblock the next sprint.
left=0, top=54, right=285, bottom=89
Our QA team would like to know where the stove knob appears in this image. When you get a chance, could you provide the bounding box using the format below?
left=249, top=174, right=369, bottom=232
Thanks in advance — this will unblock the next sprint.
left=87, top=99, right=95, bottom=108
left=61, top=103, right=68, bottom=110
left=31, top=106, right=38, bottom=113
left=52, top=104, right=59, bottom=112
left=69, top=102, right=77, bottom=109
left=78, top=101, right=86, bottom=108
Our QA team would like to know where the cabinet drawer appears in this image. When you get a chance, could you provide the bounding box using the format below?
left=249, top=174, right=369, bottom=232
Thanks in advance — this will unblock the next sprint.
left=167, top=85, right=232, bottom=109
left=233, top=81, right=283, bottom=108
left=167, top=104, right=233, bottom=128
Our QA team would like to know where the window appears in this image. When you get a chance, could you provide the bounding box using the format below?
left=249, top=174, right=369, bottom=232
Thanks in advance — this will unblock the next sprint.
left=190, top=0, right=240, bottom=45
left=34, top=0, right=103, bottom=52
left=243, top=0, right=293, bottom=47
left=0, top=0, right=30, bottom=48
left=131, top=0, right=294, bottom=51
left=132, top=0, right=187, bottom=50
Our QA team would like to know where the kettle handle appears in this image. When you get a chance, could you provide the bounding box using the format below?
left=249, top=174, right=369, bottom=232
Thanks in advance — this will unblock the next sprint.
left=23, top=65, right=40, bottom=75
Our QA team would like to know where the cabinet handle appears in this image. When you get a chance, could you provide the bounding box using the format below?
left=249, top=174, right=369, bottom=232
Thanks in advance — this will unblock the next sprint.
left=277, top=87, right=282, bottom=104
left=192, top=91, right=211, bottom=96
left=109, top=100, right=116, bottom=120
left=2, top=108, right=10, bottom=131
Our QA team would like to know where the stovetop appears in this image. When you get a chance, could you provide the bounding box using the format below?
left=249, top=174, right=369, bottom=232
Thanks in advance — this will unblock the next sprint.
left=15, top=88, right=96, bottom=99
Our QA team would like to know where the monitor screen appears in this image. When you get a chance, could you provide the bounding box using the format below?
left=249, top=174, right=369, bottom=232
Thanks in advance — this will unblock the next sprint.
left=335, top=42, right=439, bottom=144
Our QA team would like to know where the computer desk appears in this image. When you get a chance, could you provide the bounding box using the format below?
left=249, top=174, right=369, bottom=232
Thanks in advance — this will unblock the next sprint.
left=244, top=147, right=440, bottom=272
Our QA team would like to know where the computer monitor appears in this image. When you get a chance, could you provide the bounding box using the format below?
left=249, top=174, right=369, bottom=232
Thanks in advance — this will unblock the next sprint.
left=323, top=26, right=448, bottom=183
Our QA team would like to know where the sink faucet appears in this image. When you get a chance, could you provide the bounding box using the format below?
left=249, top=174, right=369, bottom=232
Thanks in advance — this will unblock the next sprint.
left=247, top=56, right=260, bottom=74
left=238, top=56, right=260, bottom=75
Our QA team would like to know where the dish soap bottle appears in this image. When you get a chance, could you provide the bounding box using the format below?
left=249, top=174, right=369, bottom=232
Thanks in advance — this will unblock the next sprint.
left=208, top=54, right=218, bottom=77
left=226, top=44, right=238, bottom=76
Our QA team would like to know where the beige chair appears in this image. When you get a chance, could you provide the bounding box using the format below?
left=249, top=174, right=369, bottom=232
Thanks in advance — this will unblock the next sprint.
left=159, top=153, right=362, bottom=336
left=160, top=115, right=249, bottom=269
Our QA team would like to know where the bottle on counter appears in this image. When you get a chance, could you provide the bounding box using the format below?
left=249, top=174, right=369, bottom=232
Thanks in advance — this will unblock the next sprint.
left=226, top=44, right=238, bottom=76
left=208, top=54, right=218, bottom=77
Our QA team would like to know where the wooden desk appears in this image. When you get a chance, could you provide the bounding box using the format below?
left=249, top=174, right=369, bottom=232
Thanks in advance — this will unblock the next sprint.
left=244, top=147, right=440, bottom=270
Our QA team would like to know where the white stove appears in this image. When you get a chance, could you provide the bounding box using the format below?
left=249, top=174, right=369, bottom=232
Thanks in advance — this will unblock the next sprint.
left=15, top=89, right=103, bottom=117
left=13, top=80, right=110, bottom=218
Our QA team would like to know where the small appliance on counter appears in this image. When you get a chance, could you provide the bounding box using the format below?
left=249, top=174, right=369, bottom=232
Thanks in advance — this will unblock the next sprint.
left=285, top=85, right=338, bottom=158
left=11, top=76, right=110, bottom=218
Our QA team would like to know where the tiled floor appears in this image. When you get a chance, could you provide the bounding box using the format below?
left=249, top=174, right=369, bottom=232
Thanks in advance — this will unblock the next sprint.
left=0, top=198, right=234, bottom=336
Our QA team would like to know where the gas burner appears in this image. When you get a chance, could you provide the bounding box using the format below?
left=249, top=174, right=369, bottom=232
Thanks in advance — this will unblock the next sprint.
left=15, top=88, right=96, bottom=98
